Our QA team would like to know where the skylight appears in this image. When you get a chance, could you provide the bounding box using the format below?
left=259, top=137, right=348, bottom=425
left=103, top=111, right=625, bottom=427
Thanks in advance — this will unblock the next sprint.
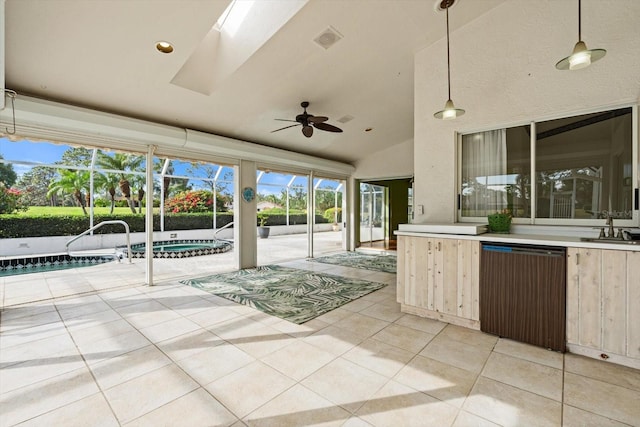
left=214, top=0, right=255, bottom=37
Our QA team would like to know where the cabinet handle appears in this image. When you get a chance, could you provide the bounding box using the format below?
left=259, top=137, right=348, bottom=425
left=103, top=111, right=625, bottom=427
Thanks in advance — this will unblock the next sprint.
left=576, top=253, right=579, bottom=265
left=428, top=242, right=431, bottom=251
left=438, top=242, right=441, bottom=251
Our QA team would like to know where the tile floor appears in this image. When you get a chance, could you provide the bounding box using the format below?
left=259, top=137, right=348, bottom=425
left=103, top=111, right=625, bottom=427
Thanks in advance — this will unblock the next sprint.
left=2, top=257, right=640, bottom=426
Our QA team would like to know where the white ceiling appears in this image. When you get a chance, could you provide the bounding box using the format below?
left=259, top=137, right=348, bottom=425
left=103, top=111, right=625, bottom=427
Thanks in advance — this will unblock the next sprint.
left=5, top=0, right=505, bottom=164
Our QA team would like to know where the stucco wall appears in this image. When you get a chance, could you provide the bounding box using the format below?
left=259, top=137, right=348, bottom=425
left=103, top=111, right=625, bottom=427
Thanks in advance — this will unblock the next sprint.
left=413, top=0, right=640, bottom=223
left=353, top=138, right=413, bottom=180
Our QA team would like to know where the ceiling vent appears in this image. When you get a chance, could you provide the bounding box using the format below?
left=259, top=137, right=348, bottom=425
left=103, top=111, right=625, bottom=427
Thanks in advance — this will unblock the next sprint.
left=337, top=115, right=354, bottom=124
left=313, top=26, right=343, bottom=50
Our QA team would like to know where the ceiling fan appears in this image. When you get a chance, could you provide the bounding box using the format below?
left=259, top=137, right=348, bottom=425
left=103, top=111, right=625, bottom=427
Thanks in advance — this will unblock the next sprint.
left=271, top=101, right=343, bottom=138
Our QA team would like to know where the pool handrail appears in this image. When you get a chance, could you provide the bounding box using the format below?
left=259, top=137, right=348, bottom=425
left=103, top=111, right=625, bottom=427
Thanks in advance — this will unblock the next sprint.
left=214, top=221, right=234, bottom=241
left=66, top=220, right=132, bottom=264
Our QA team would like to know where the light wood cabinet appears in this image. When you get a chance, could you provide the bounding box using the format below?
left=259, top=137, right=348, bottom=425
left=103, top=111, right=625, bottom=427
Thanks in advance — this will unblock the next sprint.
left=397, top=235, right=480, bottom=329
left=566, top=247, right=640, bottom=368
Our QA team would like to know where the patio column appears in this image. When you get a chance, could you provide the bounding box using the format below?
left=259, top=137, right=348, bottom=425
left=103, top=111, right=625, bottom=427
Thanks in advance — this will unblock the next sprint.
left=347, top=177, right=358, bottom=251
left=145, top=145, right=155, bottom=285
left=235, top=160, right=257, bottom=269
left=307, top=171, right=314, bottom=258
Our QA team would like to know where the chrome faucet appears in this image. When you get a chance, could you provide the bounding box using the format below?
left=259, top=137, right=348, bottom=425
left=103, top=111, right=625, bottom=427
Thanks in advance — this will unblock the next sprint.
left=606, top=214, right=615, bottom=238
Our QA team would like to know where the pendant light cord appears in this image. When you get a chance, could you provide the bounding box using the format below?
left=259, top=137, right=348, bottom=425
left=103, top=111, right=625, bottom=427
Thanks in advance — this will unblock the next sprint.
left=578, top=0, right=582, bottom=41
left=446, top=5, right=451, bottom=100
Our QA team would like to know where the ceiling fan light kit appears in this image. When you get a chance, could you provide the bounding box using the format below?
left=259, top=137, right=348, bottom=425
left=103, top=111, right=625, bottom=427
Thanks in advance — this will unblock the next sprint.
left=434, top=0, right=464, bottom=120
left=272, top=101, right=343, bottom=138
left=556, top=0, right=606, bottom=70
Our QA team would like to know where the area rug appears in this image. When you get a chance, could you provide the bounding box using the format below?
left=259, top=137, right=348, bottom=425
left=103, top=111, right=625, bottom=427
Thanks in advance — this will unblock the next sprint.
left=308, top=252, right=397, bottom=273
left=180, top=265, right=386, bottom=324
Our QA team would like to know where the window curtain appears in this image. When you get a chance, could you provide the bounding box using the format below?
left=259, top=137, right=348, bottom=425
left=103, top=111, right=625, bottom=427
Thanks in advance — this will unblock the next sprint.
left=461, top=129, right=507, bottom=216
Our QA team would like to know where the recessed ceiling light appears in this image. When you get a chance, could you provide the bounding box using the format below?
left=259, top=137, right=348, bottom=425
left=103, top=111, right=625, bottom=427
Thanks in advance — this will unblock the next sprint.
left=155, top=41, right=174, bottom=54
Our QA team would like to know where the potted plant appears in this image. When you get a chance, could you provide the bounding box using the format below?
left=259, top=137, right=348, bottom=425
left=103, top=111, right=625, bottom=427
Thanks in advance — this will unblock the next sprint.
left=487, top=208, right=512, bottom=233
left=257, top=212, right=270, bottom=238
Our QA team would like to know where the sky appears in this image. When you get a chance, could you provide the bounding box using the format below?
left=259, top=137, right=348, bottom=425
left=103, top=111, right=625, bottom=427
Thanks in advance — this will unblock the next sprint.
left=0, top=137, right=342, bottom=193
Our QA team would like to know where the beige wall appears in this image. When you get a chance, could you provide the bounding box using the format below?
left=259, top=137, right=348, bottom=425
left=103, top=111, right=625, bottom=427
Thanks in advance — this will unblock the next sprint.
left=413, top=0, right=640, bottom=223
left=353, top=138, right=413, bottom=180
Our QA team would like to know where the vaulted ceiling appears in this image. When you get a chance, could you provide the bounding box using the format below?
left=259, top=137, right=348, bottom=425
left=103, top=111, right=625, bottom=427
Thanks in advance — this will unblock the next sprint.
left=4, top=0, right=505, bottom=164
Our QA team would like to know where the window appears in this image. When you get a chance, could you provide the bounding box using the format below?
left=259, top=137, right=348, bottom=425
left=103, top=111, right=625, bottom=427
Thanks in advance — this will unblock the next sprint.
left=459, top=106, right=635, bottom=224
left=461, top=126, right=530, bottom=218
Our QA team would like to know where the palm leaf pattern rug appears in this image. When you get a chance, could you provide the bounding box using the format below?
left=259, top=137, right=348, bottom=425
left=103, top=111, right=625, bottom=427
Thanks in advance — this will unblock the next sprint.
left=309, top=251, right=396, bottom=273
left=181, top=265, right=386, bottom=324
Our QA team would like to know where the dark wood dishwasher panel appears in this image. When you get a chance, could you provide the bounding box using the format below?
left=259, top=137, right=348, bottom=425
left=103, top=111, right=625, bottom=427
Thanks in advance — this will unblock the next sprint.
left=480, top=243, right=566, bottom=352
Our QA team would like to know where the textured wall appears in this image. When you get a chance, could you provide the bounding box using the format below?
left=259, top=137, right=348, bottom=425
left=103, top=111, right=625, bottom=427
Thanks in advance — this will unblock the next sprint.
left=353, top=138, right=414, bottom=180
left=413, top=0, right=640, bottom=223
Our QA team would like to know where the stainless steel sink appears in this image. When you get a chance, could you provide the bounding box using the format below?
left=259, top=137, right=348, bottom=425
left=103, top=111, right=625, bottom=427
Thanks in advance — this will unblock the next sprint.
left=580, top=237, right=640, bottom=245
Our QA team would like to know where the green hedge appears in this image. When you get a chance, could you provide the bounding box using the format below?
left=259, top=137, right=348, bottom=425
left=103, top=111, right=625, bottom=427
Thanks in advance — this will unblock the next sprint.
left=0, top=212, right=329, bottom=238
left=255, top=214, right=328, bottom=226
left=0, top=213, right=234, bottom=238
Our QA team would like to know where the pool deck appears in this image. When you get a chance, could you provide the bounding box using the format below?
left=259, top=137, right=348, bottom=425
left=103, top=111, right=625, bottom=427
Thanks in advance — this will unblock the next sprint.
left=0, top=232, right=346, bottom=308
left=2, top=232, right=638, bottom=427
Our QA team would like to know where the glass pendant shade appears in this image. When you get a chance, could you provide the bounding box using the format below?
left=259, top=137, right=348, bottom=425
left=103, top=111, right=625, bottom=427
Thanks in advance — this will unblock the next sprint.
left=556, top=40, right=606, bottom=70
left=556, top=0, right=606, bottom=70
left=434, top=99, right=465, bottom=120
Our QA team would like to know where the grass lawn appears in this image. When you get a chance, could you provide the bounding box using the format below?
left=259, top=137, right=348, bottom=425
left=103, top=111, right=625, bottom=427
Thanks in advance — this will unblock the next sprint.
left=13, top=206, right=154, bottom=217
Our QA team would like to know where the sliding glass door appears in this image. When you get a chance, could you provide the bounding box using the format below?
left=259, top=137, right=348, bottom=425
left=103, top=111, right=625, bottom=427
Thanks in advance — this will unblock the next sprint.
left=359, top=183, right=386, bottom=246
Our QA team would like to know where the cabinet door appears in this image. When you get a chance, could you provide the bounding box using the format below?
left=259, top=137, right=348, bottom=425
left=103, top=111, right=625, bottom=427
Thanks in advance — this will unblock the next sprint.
left=567, top=248, right=628, bottom=355
left=432, top=238, right=445, bottom=312
left=602, top=250, right=627, bottom=355
left=456, top=240, right=480, bottom=321
left=440, top=238, right=460, bottom=315
left=396, top=236, right=406, bottom=304
left=567, top=248, right=603, bottom=348
left=397, top=236, right=479, bottom=323
left=420, top=238, right=438, bottom=310
left=397, top=236, right=430, bottom=308
left=628, top=251, right=640, bottom=358
left=432, top=239, right=479, bottom=318
left=566, top=247, right=581, bottom=345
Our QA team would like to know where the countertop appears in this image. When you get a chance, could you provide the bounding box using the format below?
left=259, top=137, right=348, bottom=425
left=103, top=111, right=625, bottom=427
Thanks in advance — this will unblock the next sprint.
left=394, top=230, right=640, bottom=252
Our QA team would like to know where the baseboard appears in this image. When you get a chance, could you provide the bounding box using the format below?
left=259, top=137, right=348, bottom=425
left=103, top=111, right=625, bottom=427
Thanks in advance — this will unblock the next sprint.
left=400, top=304, right=480, bottom=331
left=566, top=343, right=640, bottom=370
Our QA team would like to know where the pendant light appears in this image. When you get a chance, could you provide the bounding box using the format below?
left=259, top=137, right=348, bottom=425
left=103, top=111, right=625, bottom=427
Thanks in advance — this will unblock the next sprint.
left=556, top=0, right=606, bottom=70
left=434, top=0, right=464, bottom=120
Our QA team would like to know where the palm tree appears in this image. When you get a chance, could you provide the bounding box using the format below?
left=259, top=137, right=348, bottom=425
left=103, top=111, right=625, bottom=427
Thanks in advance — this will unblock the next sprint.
left=154, top=158, right=173, bottom=201
left=47, top=169, right=91, bottom=215
left=130, top=174, right=147, bottom=214
left=96, top=152, right=144, bottom=213
left=94, top=172, right=121, bottom=214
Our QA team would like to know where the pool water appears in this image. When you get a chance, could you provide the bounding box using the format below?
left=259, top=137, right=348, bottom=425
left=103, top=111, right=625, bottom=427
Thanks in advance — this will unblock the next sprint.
left=0, top=240, right=233, bottom=276
left=136, top=243, right=221, bottom=252
left=126, top=239, right=233, bottom=259
left=0, top=255, right=114, bottom=277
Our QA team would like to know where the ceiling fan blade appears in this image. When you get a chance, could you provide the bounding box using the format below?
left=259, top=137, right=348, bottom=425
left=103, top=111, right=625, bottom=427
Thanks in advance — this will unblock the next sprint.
left=302, top=125, right=313, bottom=138
left=307, top=116, right=328, bottom=124
left=274, top=119, right=299, bottom=123
left=313, top=122, right=343, bottom=133
left=271, top=124, right=300, bottom=133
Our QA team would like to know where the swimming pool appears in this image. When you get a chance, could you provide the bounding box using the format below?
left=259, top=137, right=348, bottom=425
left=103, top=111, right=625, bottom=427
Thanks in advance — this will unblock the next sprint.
left=126, top=239, right=233, bottom=259
left=0, top=239, right=233, bottom=276
left=0, top=254, right=114, bottom=277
